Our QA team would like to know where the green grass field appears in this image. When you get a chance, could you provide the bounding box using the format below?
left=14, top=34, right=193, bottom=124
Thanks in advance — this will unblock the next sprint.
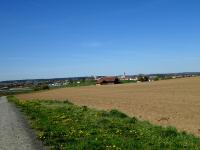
left=8, top=96, right=200, bottom=150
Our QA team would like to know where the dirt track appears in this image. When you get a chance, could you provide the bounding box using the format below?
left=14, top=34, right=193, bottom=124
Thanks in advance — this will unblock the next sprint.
left=18, top=77, right=200, bottom=136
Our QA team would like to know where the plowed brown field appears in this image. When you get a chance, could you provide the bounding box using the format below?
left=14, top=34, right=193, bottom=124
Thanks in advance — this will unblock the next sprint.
left=17, top=77, right=200, bottom=136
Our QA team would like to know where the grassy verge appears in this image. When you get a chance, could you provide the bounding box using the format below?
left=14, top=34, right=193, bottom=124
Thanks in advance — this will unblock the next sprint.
left=0, top=89, right=34, bottom=97
left=8, top=96, right=200, bottom=150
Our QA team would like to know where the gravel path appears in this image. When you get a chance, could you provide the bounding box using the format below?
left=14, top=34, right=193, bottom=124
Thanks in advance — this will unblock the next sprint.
left=0, top=96, right=43, bottom=150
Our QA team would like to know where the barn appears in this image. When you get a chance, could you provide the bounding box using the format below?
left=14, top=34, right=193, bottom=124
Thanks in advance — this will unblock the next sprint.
left=96, top=77, right=120, bottom=85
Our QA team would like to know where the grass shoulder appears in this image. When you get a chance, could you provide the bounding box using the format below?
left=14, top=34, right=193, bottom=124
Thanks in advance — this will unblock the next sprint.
left=8, top=96, right=200, bottom=150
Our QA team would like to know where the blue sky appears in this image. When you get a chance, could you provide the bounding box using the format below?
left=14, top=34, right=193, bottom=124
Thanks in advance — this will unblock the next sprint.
left=0, top=0, right=200, bottom=81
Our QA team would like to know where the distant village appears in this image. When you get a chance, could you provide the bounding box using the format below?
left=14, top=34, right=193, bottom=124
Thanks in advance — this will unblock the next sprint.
left=0, top=72, right=199, bottom=96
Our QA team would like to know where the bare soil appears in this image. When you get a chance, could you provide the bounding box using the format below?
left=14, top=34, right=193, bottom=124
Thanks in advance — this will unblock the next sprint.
left=17, top=77, right=200, bottom=136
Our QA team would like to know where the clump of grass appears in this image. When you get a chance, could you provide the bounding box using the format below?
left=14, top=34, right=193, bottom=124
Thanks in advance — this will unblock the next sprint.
left=63, top=100, right=73, bottom=105
left=82, top=106, right=88, bottom=111
left=126, top=117, right=138, bottom=124
left=110, top=109, right=128, bottom=118
left=161, top=127, right=178, bottom=137
left=8, top=96, right=200, bottom=150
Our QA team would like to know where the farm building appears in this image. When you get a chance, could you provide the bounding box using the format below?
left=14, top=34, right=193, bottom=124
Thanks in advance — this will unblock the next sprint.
left=96, top=77, right=120, bottom=85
